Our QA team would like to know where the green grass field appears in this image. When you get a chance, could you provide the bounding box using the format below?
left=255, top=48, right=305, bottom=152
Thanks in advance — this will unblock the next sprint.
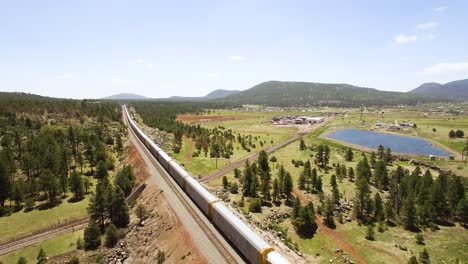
left=0, top=196, right=89, bottom=244
left=172, top=112, right=297, bottom=176
left=0, top=230, right=83, bottom=264
left=204, top=107, right=468, bottom=264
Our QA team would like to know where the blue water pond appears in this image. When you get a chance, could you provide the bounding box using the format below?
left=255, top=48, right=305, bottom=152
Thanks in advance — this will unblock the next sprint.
left=326, top=129, right=451, bottom=157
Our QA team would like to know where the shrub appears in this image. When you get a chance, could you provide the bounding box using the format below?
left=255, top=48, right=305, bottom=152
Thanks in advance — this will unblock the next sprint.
left=24, top=198, right=35, bottom=212
left=249, top=198, right=262, bottom=213
left=415, top=233, right=425, bottom=245
left=16, top=256, right=27, bottom=264
left=365, top=225, right=375, bottom=241
left=70, top=256, right=80, bottom=264
left=157, top=250, right=165, bottom=264
left=76, top=237, right=84, bottom=250
left=230, top=182, right=238, bottom=194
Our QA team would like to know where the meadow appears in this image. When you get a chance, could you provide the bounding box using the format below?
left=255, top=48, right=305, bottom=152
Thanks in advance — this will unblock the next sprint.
left=201, top=106, right=468, bottom=263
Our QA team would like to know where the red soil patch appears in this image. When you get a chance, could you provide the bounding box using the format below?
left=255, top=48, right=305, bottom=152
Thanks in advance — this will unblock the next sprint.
left=294, top=191, right=368, bottom=264
left=176, top=114, right=247, bottom=124
left=125, top=143, right=151, bottom=184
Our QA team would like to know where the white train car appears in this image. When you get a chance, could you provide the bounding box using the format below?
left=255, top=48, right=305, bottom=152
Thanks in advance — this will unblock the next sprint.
left=212, top=202, right=272, bottom=264
left=184, top=176, right=219, bottom=216
left=123, top=105, right=289, bottom=264
left=167, top=160, right=190, bottom=187
left=157, top=149, right=172, bottom=170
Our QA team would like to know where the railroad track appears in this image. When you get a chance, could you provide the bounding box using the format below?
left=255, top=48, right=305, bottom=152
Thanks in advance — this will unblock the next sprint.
left=0, top=219, right=88, bottom=256
left=126, top=111, right=242, bottom=264
left=200, top=119, right=331, bottom=183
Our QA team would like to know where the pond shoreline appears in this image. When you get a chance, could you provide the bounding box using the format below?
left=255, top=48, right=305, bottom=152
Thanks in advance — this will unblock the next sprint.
left=320, top=127, right=457, bottom=159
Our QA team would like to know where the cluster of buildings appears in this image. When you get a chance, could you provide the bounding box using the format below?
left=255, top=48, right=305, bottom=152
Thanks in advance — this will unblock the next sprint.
left=272, top=116, right=325, bottom=125
left=374, top=120, right=415, bottom=131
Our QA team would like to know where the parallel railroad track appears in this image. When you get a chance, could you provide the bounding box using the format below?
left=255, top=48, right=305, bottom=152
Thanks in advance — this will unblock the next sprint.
left=0, top=219, right=88, bottom=256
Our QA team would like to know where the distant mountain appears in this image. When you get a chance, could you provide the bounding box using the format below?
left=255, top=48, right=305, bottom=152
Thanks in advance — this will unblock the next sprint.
left=204, top=89, right=240, bottom=100
left=102, top=93, right=148, bottom=100
left=409, top=79, right=468, bottom=99
left=166, top=89, right=239, bottom=101
left=220, top=81, right=443, bottom=106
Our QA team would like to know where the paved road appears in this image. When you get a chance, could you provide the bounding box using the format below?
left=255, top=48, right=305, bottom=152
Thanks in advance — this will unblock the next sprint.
left=125, top=109, right=244, bottom=264
left=200, top=119, right=332, bottom=183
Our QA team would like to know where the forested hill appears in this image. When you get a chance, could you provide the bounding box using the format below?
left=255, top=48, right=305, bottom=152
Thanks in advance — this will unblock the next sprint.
left=409, top=79, right=468, bottom=100
left=220, top=81, right=443, bottom=107
left=0, top=92, right=120, bottom=120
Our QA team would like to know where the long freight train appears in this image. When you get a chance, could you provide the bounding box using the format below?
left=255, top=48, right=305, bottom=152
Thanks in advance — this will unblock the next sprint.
left=123, top=106, right=289, bottom=264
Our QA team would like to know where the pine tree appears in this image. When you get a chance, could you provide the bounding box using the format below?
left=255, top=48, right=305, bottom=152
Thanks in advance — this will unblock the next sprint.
left=292, top=197, right=301, bottom=218
left=385, top=199, right=395, bottom=224
left=299, top=139, right=307, bottom=150
left=257, top=150, right=271, bottom=200
left=456, top=198, right=468, bottom=226
left=323, top=197, right=336, bottom=228
left=105, top=224, right=118, bottom=247
left=96, top=160, right=108, bottom=179
left=373, top=160, right=388, bottom=190
left=84, top=220, right=101, bottom=250
left=401, top=195, right=417, bottom=230
left=370, top=152, right=377, bottom=169
left=272, top=178, right=280, bottom=203
left=354, top=168, right=372, bottom=222
left=345, top=148, right=353, bottom=161
left=348, top=167, right=355, bottom=181
left=284, top=172, right=293, bottom=202
left=69, top=171, right=85, bottom=201
left=222, top=176, right=229, bottom=189
left=110, top=187, right=130, bottom=228
left=88, top=178, right=112, bottom=228
left=298, top=172, right=306, bottom=190
left=37, top=248, right=47, bottom=264
left=373, top=193, right=384, bottom=222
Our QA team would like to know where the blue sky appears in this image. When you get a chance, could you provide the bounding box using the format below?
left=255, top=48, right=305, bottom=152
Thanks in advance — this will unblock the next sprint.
left=1, top=0, right=467, bottom=99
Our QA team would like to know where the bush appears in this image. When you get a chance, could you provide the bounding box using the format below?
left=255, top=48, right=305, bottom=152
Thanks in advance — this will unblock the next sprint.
left=455, top=130, right=464, bottom=138
left=249, top=198, right=262, bottom=213
left=365, top=225, right=375, bottom=241
left=76, top=237, right=84, bottom=250
left=415, top=233, right=425, bottom=245
left=105, top=224, right=118, bottom=248
left=16, top=256, right=27, bottom=264
left=70, top=256, right=80, bottom=264
left=157, top=249, right=165, bottom=264
left=230, top=182, right=238, bottom=194
left=24, top=198, right=35, bottom=212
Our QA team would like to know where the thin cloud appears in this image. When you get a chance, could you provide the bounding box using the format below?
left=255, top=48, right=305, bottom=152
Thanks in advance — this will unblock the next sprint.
left=426, top=33, right=436, bottom=40
left=434, top=6, right=448, bottom=12
left=423, top=62, right=468, bottom=75
left=147, top=63, right=153, bottom=69
left=135, top=59, right=144, bottom=64
left=207, top=73, right=219, bottom=77
left=229, top=55, right=245, bottom=61
left=394, top=34, right=418, bottom=44
left=416, top=22, right=439, bottom=30
left=56, top=73, right=73, bottom=79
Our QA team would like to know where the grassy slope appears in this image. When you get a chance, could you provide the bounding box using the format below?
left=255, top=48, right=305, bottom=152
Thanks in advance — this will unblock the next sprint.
left=171, top=111, right=297, bottom=176
left=0, top=231, right=82, bottom=264
left=0, top=196, right=89, bottom=244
